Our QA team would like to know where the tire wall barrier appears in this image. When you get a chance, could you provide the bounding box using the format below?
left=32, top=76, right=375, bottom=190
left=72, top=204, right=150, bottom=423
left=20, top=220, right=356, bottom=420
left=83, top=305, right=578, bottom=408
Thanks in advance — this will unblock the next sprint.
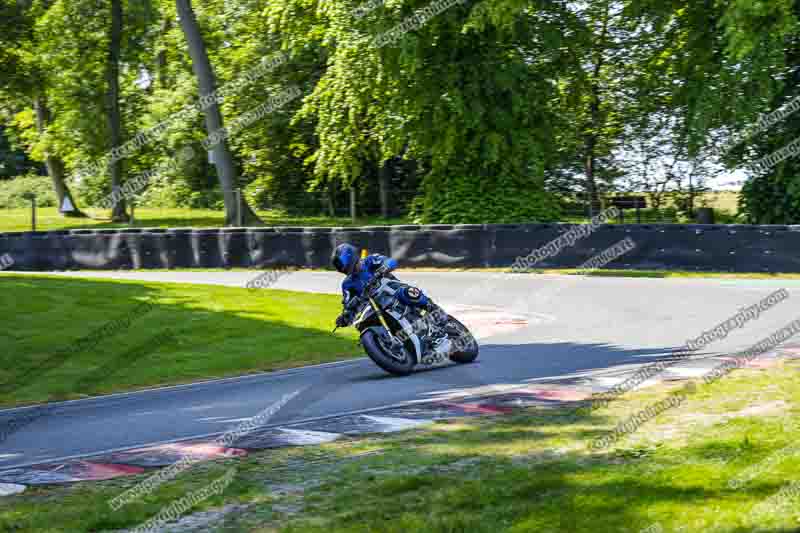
left=1, top=224, right=799, bottom=273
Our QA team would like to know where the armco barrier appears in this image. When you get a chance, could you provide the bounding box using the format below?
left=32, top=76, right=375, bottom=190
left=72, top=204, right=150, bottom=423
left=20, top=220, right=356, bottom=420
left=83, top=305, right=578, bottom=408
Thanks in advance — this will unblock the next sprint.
left=0, top=224, right=798, bottom=272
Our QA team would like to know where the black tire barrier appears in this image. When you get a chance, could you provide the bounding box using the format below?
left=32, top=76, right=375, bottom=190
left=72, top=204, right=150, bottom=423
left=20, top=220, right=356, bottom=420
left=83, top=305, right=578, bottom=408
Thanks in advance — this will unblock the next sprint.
left=166, top=229, right=194, bottom=268
left=0, top=223, right=799, bottom=273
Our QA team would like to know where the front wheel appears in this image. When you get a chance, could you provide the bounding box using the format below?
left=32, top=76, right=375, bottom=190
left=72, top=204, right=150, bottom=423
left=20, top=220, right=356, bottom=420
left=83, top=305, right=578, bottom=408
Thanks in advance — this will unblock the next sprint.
left=361, top=328, right=417, bottom=376
left=445, top=316, right=479, bottom=364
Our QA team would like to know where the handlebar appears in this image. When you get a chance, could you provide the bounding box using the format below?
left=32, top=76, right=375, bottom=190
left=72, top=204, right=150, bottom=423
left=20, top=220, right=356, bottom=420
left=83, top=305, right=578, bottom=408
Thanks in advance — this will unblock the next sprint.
left=337, top=267, right=391, bottom=329
left=364, top=265, right=390, bottom=293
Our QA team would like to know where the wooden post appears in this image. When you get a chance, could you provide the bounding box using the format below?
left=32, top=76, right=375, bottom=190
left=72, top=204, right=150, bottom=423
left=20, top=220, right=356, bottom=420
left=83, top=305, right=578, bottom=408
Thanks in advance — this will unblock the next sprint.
left=379, top=161, right=390, bottom=219
left=236, top=188, right=243, bottom=227
left=327, top=181, right=336, bottom=217
left=349, top=186, right=357, bottom=223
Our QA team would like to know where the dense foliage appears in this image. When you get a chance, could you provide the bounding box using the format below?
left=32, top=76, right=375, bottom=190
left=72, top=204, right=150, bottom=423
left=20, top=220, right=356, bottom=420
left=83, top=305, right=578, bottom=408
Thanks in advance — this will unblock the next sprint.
left=0, top=0, right=798, bottom=223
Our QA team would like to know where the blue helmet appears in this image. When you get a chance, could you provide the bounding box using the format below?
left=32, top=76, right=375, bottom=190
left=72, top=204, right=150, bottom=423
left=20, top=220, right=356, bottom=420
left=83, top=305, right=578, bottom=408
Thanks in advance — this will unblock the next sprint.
left=332, top=243, right=359, bottom=275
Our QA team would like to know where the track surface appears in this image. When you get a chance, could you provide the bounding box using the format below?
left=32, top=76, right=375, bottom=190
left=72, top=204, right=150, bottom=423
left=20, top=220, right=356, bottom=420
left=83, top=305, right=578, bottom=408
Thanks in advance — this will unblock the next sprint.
left=3, top=271, right=799, bottom=470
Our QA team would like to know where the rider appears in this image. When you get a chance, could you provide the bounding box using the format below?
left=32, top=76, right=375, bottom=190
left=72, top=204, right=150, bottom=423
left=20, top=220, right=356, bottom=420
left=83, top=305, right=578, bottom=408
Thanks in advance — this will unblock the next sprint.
left=331, top=243, right=444, bottom=329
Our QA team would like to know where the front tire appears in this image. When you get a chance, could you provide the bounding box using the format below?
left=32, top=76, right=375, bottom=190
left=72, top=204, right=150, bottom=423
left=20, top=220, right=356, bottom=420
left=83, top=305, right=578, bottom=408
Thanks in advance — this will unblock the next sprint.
left=445, top=316, right=479, bottom=364
left=361, top=329, right=417, bottom=376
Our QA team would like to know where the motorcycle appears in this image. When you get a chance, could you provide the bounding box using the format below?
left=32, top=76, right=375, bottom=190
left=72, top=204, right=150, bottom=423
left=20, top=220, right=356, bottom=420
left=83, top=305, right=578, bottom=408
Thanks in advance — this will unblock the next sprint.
left=334, top=267, right=479, bottom=376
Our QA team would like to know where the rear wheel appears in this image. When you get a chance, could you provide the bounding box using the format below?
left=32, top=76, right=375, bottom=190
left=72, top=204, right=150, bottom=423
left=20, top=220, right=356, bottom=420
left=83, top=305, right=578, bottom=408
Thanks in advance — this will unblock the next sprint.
left=445, top=316, right=479, bottom=364
left=361, top=329, right=417, bottom=376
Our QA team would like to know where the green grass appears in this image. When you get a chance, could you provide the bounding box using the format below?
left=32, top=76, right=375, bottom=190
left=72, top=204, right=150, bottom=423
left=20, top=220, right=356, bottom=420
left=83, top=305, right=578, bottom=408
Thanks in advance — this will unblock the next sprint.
left=0, top=207, right=410, bottom=233
left=3, top=354, right=798, bottom=531
left=705, top=191, right=741, bottom=213
left=561, top=191, right=742, bottom=224
left=0, top=275, right=361, bottom=407
left=0, top=193, right=744, bottom=233
left=526, top=269, right=800, bottom=280
left=412, top=267, right=800, bottom=280
left=248, top=360, right=800, bottom=533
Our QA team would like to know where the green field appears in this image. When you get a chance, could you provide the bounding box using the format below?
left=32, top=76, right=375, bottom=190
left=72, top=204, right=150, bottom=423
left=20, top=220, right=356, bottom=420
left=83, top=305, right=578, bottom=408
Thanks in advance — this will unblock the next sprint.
left=0, top=275, right=361, bottom=407
left=0, top=207, right=409, bottom=233
left=0, top=192, right=742, bottom=233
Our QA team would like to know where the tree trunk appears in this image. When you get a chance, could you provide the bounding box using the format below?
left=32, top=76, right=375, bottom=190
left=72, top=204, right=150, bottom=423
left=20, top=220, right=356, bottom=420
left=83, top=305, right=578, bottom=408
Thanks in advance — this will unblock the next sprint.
left=176, top=0, right=262, bottom=226
left=584, top=82, right=603, bottom=218
left=327, top=180, right=336, bottom=217
left=157, top=18, right=171, bottom=89
left=349, top=186, right=357, bottom=223
left=33, top=97, right=86, bottom=218
left=584, top=147, right=598, bottom=218
left=379, top=160, right=391, bottom=219
left=106, top=0, right=129, bottom=222
left=583, top=2, right=610, bottom=219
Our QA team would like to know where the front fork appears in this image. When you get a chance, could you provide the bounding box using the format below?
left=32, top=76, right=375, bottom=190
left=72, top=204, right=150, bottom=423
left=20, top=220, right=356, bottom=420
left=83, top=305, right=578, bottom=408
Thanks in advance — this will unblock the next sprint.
left=367, top=295, right=397, bottom=341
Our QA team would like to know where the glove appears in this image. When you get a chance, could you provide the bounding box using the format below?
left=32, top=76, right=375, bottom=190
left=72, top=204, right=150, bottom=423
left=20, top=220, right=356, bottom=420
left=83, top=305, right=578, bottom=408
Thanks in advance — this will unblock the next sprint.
left=335, top=313, right=350, bottom=328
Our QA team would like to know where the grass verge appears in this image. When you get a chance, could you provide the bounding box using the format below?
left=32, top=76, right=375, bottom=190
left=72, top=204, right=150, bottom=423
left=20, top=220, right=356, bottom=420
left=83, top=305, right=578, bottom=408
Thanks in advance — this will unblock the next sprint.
left=0, top=275, right=360, bottom=407
left=516, top=268, right=800, bottom=280
left=2, top=357, right=799, bottom=532
left=11, top=268, right=800, bottom=281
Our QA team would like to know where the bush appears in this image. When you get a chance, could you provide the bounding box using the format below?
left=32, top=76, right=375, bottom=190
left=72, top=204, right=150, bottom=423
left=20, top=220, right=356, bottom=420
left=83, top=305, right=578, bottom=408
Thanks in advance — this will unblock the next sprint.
left=411, top=173, right=562, bottom=224
left=739, top=172, right=800, bottom=224
left=136, top=179, right=225, bottom=209
left=244, top=176, right=272, bottom=210
left=0, top=174, right=56, bottom=208
left=72, top=172, right=109, bottom=208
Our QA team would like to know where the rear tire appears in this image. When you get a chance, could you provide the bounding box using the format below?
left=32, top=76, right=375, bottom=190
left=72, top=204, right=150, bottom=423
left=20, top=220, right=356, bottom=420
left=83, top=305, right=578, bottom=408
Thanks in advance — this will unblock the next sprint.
left=445, top=316, right=479, bottom=364
left=361, top=329, right=417, bottom=376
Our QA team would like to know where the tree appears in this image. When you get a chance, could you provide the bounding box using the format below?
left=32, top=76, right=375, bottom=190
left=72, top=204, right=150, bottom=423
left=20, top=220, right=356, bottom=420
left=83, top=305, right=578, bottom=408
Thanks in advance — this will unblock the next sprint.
left=175, top=0, right=262, bottom=225
left=0, top=0, right=85, bottom=217
left=261, top=0, right=572, bottom=223
left=732, top=2, right=800, bottom=223
left=33, top=97, right=85, bottom=216
left=106, top=0, right=129, bottom=221
left=0, top=124, right=39, bottom=179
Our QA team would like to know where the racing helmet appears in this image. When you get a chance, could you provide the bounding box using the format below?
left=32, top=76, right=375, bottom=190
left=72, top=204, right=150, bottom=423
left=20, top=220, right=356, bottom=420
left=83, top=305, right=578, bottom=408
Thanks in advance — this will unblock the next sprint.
left=331, top=243, right=359, bottom=275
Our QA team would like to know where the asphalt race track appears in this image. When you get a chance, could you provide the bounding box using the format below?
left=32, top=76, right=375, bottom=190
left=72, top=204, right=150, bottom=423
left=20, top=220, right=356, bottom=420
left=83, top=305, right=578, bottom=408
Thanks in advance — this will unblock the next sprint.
left=2, top=271, right=800, bottom=472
